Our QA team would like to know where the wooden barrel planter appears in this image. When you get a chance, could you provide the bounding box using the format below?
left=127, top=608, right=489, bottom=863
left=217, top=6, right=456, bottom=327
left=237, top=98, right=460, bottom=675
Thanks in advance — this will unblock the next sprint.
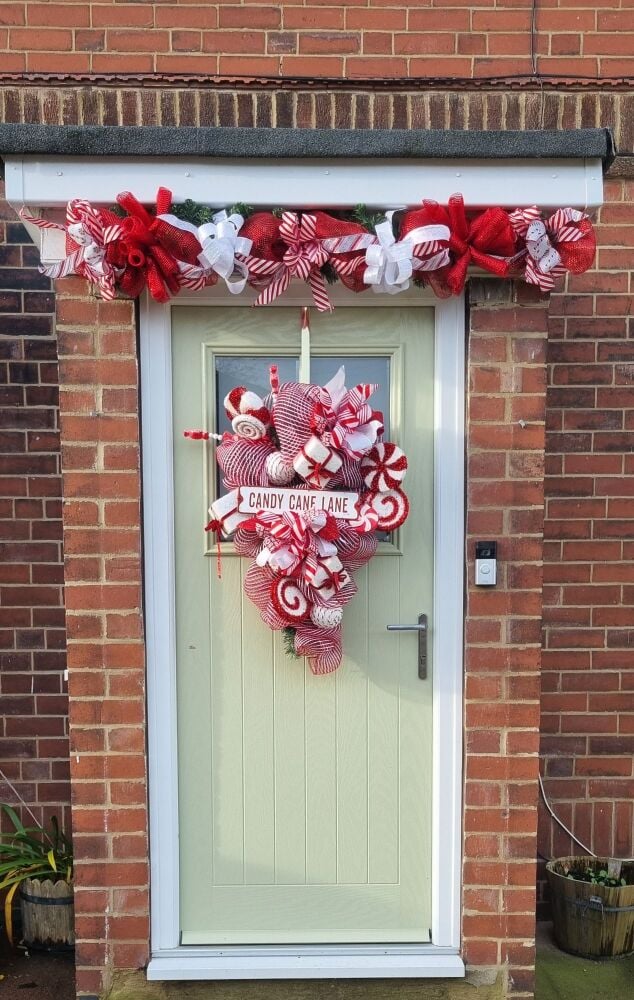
left=547, top=857, right=634, bottom=958
left=19, top=878, right=74, bottom=949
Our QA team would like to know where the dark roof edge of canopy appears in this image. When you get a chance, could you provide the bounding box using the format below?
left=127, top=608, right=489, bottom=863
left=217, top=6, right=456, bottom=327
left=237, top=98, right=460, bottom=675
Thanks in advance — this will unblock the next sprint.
left=0, top=125, right=615, bottom=167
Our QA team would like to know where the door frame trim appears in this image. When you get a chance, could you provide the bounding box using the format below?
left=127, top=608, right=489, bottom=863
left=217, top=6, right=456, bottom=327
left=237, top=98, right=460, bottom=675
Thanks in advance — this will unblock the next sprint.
left=141, top=285, right=466, bottom=979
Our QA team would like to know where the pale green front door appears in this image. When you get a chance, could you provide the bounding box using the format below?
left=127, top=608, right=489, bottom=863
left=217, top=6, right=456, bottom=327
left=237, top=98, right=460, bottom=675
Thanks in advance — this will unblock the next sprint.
left=172, top=305, right=435, bottom=945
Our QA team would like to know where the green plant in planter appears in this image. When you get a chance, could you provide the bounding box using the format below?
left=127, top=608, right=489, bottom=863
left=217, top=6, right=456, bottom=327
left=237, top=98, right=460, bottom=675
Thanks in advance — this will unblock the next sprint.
left=563, top=860, right=634, bottom=889
left=0, top=804, right=73, bottom=944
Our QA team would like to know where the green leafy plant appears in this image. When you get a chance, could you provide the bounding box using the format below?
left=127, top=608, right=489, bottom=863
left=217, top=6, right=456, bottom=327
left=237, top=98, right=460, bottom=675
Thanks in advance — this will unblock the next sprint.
left=0, top=804, right=73, bottom=944
left=563, top=861, right=633, bottom=889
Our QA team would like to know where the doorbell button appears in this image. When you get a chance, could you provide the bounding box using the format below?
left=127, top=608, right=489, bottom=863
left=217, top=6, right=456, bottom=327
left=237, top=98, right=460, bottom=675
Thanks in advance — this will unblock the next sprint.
left=475, top=541, right=497, bottom=586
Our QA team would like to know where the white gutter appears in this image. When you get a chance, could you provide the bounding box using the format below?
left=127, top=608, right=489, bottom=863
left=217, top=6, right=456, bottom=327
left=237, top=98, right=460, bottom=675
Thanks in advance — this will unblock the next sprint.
left=4, top=154, right=604, bottom=264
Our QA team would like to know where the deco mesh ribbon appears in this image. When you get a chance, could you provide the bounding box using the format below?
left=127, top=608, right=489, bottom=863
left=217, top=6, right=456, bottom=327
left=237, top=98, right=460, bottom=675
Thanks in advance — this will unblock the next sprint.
left=24, top=190, right=597, bottom=305
left=190, top=366, right=410, bottom=675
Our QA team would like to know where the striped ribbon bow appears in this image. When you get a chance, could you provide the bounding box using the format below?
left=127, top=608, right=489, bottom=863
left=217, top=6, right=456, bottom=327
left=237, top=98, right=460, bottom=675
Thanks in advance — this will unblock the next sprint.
left=510, top=206, right=593, bottom=292
left=312, top=366, right=384, bottom=461
left=245, top=212, right=333, bottom=311
left=253, top=509, right=337, bottom=577
left=21, top=200, right=124, bottom=300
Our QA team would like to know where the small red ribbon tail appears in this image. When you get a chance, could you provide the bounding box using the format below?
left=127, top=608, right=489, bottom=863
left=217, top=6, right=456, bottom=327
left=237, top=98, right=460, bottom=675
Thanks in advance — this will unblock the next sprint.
left=145, top=256, right=172, bottom=303
left=205, top=519, right=223, bottom=579
left=445, top=252, right=471, bottom=295
left=469, top=247, right=511, bottom=279
left=117, top=262, right=146, bottom=300
left=155, top=187, right=173, bottom=216
left=447, top=194, right=470, bottom=243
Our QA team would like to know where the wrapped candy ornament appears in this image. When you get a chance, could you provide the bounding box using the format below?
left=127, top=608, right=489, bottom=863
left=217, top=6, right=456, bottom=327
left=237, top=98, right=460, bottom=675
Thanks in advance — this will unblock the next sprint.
left=224, top=386, right=271, bottom=440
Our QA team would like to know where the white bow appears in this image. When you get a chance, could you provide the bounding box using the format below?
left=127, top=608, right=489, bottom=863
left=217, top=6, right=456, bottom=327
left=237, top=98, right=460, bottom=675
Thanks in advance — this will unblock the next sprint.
left=67, top=222, right=108, bottom=277
left=159, top=210, right=253, bottom=293
left=364, top=216, right=450, bottom=294
left=525, top=220, right=562, bottom=276
left=66, top=221, right=121, bottom=296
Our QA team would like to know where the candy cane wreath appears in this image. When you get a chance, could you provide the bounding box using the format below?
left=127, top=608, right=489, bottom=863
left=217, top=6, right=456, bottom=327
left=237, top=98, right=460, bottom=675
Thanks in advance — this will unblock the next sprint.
left=186, top=366, right=410, bottom=675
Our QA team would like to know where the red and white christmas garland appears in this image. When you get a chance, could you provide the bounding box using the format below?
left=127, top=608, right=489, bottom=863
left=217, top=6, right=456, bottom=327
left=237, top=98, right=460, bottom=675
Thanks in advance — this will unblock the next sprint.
left=23, top=188, right=596, bottom=307
left=187, top=366, right=410, bottom=675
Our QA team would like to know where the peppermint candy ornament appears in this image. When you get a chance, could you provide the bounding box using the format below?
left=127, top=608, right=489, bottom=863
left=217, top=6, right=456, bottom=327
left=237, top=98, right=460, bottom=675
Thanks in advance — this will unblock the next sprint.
left=366, top=488, right=410, bottom=531
left=362, top=442, right=408, bottom=492
left=265, top=451, right=296, bottom=485
left=311, top=604, right=343, bottom=629
left=224, top=386, right=270, bottom=440
left=348, top=503, right=380, bottom=534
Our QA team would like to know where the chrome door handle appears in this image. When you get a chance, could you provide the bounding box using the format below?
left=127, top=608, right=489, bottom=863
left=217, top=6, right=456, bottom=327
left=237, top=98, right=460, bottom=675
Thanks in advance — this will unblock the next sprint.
left=386, top=613, right=428, bottom=680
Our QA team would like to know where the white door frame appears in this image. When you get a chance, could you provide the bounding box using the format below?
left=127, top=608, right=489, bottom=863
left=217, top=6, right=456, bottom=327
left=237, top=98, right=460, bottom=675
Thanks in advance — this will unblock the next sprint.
left=141, top=283, right=465, bottom=980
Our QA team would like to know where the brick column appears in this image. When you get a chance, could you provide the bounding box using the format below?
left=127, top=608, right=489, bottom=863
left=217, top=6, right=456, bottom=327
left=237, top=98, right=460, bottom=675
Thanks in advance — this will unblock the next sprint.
left=462, top=282, right=550, bottom=998
left=55, top=280, right=149, bottom=997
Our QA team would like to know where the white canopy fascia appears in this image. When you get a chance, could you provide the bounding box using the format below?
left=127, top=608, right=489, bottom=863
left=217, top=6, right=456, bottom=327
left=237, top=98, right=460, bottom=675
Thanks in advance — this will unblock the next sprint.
left=4, top=153, right=604, bottom=265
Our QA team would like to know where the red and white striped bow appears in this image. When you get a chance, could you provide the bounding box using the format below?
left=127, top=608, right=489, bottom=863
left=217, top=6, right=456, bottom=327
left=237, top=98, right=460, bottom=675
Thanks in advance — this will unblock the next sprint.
left=312, top=366, right=384, bottom=461
left=252, top=509, right=337, bottom=577
left=510, top=206, right=594, bottom=292
left=21, top=200, right=123, bottom=300
left=247, top=212, right=332, bottom=311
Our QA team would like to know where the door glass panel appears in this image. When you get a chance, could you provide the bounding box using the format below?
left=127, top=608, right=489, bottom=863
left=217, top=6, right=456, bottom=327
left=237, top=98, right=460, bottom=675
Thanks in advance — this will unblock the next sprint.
left=310, top=356, right=390, bottom=437
left=215, top=355, right=299, bottom=436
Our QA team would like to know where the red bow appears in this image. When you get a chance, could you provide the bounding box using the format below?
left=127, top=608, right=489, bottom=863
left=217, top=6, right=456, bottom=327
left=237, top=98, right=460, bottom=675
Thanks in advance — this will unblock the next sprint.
left=104, top=188, right=202, bottom=303
left=444, top=194, right=516, bottom=294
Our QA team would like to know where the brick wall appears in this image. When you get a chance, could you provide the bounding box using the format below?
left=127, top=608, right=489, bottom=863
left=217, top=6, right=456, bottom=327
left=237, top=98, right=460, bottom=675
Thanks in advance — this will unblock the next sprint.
left=2, top=72, right=634, bottom=996
left=55, top=280, right=148, bottom=997
left=0, top=180, right=69, bottom=831
left=538, top=176, right=634, bottom=906
left=464, top=284, right=548, bottom=994
left=0, top=3, right=633, bottom=80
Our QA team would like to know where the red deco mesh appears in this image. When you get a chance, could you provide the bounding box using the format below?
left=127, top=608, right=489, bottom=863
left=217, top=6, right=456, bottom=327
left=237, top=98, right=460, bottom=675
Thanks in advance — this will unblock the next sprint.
left=273, top=382, right=321, bottom=464
left=312, top=211, right=371, bottom=294
left=240, top=212, right=285, bottom=275
left=393, top=204, right=451, bottom=299
left=217, top=437, right=274, bottom=490
left=294, top=624, right=342, bottom=675
left=558, top=217, right=596, bottom=274
left=331, top=454, right=366, bottom=492
left=233, top=527, right=260, bottom=558
left=336, top=525, right=378, bottom=570
left=244, top=564, right=291, bottom=630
